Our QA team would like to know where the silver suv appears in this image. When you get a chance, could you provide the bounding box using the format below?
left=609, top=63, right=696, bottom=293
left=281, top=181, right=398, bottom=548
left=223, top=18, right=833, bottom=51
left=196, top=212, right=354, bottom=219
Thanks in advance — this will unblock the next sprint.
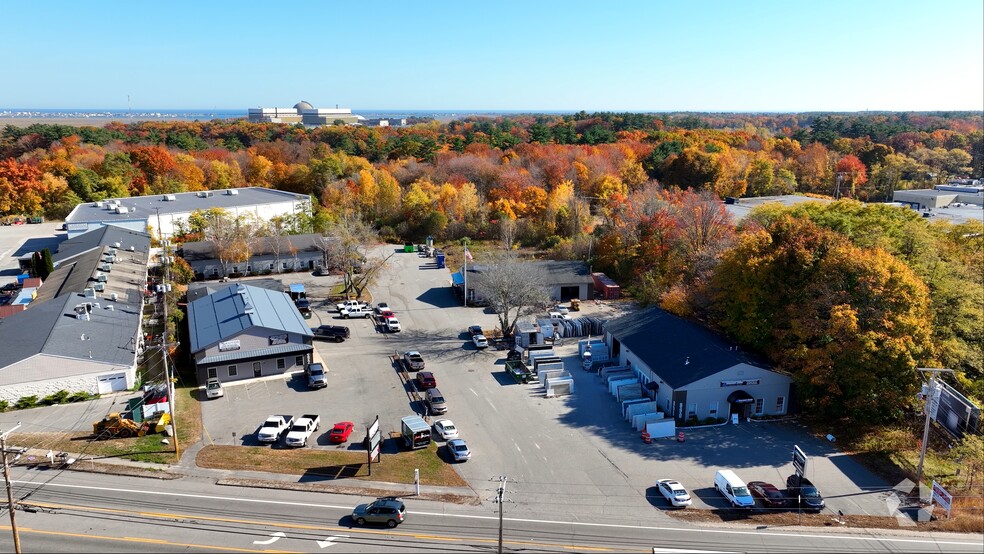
left=351, top=497, right=406, bottom=528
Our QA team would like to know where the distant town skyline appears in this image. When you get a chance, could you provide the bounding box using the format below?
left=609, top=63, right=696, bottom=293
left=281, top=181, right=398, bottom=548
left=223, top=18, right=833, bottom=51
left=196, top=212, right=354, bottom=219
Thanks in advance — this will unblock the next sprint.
left=3, top=0, right=982, bottom=112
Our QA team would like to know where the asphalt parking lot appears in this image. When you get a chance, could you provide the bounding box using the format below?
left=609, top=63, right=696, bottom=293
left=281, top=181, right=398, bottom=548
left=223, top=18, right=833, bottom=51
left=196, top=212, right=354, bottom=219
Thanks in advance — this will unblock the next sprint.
left=199, top=245, right=894, bottom=518
left=0, top=221, right=66, bottom=277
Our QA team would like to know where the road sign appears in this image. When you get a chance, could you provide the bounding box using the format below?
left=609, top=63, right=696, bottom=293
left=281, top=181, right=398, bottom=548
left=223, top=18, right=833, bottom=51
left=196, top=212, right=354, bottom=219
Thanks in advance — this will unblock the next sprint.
left=792, top=445, right=808, bottom=476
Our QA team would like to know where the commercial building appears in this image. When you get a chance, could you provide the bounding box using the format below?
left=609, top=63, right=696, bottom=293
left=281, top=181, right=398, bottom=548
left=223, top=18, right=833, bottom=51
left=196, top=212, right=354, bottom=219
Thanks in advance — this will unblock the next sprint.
left=451, top=260, right=593, bottom=305
left=0, top=225, right=150, bottom=402
left=248, top=101, right=362, bottom=126
left=63, top=187, right=311, bottom=240
left=187, top=283, right=313, bottom=385
left=178, top=233, right=336, bottom=279
left=603, top=307, right=793, bottom=424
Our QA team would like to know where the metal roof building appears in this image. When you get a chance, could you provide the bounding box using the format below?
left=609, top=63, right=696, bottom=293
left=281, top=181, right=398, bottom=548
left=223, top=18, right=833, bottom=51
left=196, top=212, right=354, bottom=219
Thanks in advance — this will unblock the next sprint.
left=187, top=283, right=313, bottom=384
left=63, top=187, right=311, bottom=240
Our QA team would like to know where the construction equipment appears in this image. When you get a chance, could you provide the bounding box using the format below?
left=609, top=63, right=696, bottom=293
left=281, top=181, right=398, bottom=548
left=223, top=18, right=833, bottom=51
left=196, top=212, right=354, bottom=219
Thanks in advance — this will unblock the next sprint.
left=92, top=412, right=171, bottom=439
left=570, top=299, right=581, bottom=312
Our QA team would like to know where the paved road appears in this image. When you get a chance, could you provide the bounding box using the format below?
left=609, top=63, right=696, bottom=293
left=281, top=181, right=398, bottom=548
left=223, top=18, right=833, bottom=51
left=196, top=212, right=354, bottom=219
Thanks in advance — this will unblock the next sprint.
left=3, top=468, right=980, bottom=553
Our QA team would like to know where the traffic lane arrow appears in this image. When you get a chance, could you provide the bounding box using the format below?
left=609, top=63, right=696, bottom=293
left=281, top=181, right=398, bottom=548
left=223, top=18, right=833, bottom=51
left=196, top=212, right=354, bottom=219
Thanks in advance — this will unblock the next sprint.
left=317, top=534, right=349, bottom=548
left=253, top=531, right=286, bottom=545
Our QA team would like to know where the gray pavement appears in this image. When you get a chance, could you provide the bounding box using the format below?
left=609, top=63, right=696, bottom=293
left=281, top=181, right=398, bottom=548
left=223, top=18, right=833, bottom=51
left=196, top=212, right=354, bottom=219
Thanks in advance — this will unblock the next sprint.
left=0, top=221, right=65, bottom=276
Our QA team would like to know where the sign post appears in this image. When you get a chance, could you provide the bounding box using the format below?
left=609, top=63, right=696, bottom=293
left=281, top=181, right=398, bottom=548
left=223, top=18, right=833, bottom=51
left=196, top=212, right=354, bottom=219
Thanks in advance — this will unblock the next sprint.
left=366, top=415, right=380, bottom=476
left=931, top=480, right=953, bottom=519
left=792, top=445, right=808, bottom=478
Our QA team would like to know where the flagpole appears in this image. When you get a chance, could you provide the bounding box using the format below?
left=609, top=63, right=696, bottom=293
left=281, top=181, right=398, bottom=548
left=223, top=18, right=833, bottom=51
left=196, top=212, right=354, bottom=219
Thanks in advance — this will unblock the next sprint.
left=463, top=247, right=468, bottom=307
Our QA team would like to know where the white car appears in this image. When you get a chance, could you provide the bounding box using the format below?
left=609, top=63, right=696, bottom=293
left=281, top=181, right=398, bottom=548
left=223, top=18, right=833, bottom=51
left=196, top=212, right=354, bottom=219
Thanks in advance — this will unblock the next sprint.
left=432, top=419, right=459, bottom=440
left=205, top=378, right=223, bottom=399
left=656, top=479, right=692, bottom=508
left=447, top=438, right=471, bottom=462
left=385, top=316, right=402, bottom=332
left=472, top=334, right=489, bottom=348
left=554, top=305, right=570, bottom=316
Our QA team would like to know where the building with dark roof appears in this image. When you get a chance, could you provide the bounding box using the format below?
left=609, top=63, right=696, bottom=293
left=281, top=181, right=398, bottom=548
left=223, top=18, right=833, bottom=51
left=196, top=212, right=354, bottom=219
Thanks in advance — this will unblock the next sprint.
left=451, top=260, right=593, bottom=305
left=0, top=225, right=150, bottom=401
left=186, top=283, right=313, bottom=384
left=64, top=187, right=311, bottom=240
left=179, top=233, right=336, bottom=279
left=603, top=307, right=792, bottom=423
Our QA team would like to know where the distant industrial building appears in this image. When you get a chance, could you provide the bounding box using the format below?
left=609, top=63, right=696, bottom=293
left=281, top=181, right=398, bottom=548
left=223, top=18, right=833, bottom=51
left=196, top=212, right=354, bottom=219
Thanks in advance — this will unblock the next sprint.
left=892, top=181, right=984, bottom=210
left=64, top=187, right=311, bottom=240
left=248, top=101, right=362, bottom=126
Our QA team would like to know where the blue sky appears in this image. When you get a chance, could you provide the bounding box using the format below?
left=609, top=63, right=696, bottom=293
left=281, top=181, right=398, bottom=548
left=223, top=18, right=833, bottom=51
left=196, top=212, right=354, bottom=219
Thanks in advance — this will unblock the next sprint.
left=2, top=0, right=982, bottom=111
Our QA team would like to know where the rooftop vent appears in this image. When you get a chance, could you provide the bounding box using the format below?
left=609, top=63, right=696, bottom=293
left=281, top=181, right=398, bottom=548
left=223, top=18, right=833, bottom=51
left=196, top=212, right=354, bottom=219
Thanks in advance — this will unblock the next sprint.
left=106, top=304, right=115, bottom=311
left=225, top=189, right=239, bottom=196
left=93, top=282, right=105, bottom=292
left=100, top=263, right=112, bottom=272
left=83, top=287, right=96, bottom=298
left=128, top=245, right=135, bottom=251
left=113, top=242, right=122, bottom=248
left=163, top=194, right=177, bottom=201
left=96, top=273, right=107, bottom=283
left=115, top=206, right=129, bottom=214
left=236, top=284, right=248, bottom=295
left=197, top=191, right=213, bottom=198
left=110, top=293, right=118, bottom=302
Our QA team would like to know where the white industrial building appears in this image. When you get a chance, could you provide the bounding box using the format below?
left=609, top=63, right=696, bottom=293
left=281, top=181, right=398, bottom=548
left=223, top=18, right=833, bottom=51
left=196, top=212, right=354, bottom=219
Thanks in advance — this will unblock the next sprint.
left=63, top=187, right=311, bottom=240
left=248, top=101, right=363, bottom=126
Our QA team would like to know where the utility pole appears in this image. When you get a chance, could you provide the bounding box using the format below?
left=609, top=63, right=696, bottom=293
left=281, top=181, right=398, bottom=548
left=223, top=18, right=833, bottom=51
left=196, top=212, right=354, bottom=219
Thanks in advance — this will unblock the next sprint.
left=493, top=475, right=507, bottom=554
left=1, top=423, right=23, bottom=554
left=916, top=368, right=953, bottom=485
left=159, top=226, right=179, bottom=460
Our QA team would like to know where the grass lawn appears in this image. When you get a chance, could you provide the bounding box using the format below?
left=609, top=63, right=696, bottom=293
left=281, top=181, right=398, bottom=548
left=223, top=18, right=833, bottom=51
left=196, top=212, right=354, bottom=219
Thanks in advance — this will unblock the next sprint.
left=197, top=441, right=467, bottom=487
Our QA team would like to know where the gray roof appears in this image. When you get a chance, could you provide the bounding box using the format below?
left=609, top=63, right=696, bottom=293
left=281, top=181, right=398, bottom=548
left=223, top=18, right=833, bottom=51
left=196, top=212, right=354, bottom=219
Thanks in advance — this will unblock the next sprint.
left=187, top=283, right=312, bottom=354
left=0, top=292, right=141, bottom=373
left=186, top=279, right=286, bottom=302
left=604, top=307, right=775, bottom=389
left=52, top=225, right=151, bottom=263
left=179, top=233, right=334, bottom=262
left=65, top=187, right=310, bottom=224
left=199, top=343, right=311, bottom=365
left=465, top=260, right=593, bottom=286
left=37, top=236, right=150, bottom=305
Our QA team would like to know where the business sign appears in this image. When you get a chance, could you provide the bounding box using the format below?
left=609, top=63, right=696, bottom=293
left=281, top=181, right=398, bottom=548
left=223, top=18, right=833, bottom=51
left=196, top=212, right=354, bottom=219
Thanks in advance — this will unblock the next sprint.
left=931, top=480, right=953, bottom=518
left=721, top=379, right=761, bottom=387
left=367, top=415, right=379, bottom=440
left=931, top=380, right=981, bottom=439
left=269, top=334, right=288, bottom=346
left=792, top=445, right=808, bottom=476
left=218, top=339, right=241, bottom=352
left=369, top=443, right=380, bottom=460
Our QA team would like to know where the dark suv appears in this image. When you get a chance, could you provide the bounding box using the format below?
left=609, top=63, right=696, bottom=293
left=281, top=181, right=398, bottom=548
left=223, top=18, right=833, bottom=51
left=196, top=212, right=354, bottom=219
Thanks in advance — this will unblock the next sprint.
left=351, top=497, right=406, bottom=528
left=786, top=475, right=825, bottom=512
left=312, top=325, right=350, bottom=342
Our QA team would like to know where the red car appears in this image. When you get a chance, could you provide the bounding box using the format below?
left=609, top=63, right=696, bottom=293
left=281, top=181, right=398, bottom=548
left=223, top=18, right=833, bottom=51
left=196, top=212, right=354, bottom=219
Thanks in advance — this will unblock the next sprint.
left=748, top=481, right=789, bottom=510
left=416, top=371, right=437, bottom=390
left=329, top=421, right=354, bottom=443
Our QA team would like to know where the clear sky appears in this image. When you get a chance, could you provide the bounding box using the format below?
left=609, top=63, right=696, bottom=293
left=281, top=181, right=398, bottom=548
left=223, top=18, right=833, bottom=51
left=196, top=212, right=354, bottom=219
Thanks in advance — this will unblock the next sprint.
left=2, top=0, right=982, bottom=112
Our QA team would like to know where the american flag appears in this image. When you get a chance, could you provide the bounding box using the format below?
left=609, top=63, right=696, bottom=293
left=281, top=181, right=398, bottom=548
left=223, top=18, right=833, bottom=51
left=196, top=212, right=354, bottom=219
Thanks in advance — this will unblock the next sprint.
left=464, top=247, right=473, bottom=261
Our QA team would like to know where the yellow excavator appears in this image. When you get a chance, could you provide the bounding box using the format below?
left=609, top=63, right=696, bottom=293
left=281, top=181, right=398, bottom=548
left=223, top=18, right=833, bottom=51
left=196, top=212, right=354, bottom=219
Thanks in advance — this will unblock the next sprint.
left=92, top=412, right=171, bottom=439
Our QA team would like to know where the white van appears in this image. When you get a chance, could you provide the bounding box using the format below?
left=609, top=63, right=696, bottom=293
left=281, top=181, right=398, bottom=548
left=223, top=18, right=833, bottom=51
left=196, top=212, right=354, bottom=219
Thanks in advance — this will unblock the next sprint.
left=714, top=470, right=755, bottom=508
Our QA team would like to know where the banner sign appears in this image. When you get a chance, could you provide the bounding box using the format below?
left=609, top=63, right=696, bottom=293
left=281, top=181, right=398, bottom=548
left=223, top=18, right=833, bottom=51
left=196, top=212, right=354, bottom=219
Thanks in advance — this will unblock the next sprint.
left=269, top=334, right=288, bottom=345
left=931, top=480, right=953, bottom=518
left=218, top=339, right=241, bottom=352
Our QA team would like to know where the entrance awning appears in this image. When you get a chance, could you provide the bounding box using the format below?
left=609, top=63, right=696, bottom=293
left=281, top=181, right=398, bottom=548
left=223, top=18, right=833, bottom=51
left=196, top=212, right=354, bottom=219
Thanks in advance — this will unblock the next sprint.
left=450, top=271, right=465, bottom=286
left=727, top=390, right=755, bottom=404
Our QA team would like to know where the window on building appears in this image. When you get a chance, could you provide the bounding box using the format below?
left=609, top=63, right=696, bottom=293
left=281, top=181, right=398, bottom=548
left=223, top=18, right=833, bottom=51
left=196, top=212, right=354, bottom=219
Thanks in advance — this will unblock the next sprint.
left=269, top=263, right=275, bottom=270
left=232, top=266, right=239, bottom=273
left=282, top=262, right=289, bottom=270
left=228, top=365, right=237, bottom=377
left=295, top=356, right=303, bottom=367
left=277, top=358, right=286, bottom=369
left=207, top=367, right=217, bottom=379
left=665, top=399, right=671, bottom=413
left=211, top=269, right=219, bottom=277
left=687, top=403, right=697, bottom=420
left=253, top=362, right=261, bottom=377
left=776, top=396, right=786, bottom=414
left=246, top=265, right=251, bottom=273
left=709, top=401, right=718, bottom=416
left=754, top=398, right=764, bottom=415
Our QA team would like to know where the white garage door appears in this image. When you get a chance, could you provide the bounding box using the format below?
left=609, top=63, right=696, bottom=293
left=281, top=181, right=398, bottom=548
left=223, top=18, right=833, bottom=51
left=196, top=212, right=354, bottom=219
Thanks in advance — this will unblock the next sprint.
left=97, top=373, right=127, bottom=394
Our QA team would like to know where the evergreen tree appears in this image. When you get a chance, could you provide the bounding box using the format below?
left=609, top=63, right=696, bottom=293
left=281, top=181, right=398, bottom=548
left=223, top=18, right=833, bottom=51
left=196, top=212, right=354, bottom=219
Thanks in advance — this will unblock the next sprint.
left=40, top=248, right=54, bottom=280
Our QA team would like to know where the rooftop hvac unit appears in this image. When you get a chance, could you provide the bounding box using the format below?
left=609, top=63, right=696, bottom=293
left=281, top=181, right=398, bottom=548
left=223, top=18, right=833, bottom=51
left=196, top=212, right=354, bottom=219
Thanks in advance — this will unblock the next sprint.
left=94, top=201, right=104, bottom=208
left=100, top=263, right=112, bottom=272
left=110, top=292, right=118, bottom=301
left=83, top=287, right=96, bottom=298
left=96, top=273, right=107, bottom=282
left=128, top=245, right=135, bottom=251
left=197, top=191, right=208, bottom=198
left=93, top=282, right=105, bottom=292
left=103, top=254, right=115, bottom=264
left=106, top=304, right=114, bottom=311
left=113, top=242, right=122, bottom=248
left=163, top=194, right=177, bottom=201
left=225, top=189, right=239, bottom=195
left=115, top=206, right=129, bottom=214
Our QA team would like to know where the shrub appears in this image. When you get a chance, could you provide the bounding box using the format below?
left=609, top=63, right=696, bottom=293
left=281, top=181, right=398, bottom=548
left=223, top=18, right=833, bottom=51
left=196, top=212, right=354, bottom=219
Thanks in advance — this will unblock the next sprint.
left=41, top=390, right=70, bottom=405
left=67, top=391, right=92, bottom=403
left=541, top=235, right=562, bottom=249
left=0, top=400, right=8, bottom=412
left=14, top=395, right=38, bottom=410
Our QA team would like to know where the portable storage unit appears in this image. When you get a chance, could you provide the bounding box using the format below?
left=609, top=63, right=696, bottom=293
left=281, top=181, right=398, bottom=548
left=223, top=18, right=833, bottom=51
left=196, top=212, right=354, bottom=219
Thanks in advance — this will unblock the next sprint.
left=591, top=272, right=621, bottom=299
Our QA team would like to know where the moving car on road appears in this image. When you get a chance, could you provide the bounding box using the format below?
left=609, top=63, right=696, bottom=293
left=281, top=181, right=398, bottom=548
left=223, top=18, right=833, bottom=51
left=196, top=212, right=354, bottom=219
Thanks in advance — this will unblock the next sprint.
left=656, top=479, right=692, bottom=508
left=352, top=497, right=406, bottom=528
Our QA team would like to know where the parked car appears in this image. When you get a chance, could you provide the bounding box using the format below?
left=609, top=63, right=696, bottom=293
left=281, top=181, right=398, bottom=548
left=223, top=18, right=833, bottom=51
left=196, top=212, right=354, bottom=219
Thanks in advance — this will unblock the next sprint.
left=415, top=371, right=437, bottom=390
left=548, top=311, right=571, bottom=321
left=786, top=475, right=825, bottom=512
left=304, top=362, right=328, bottom=389
left=257, top=415, right=293, bottom=443
left=351, top=497, right=406, bottom=528
left=425, top=388, right=447, bottom=415
left=285, top=414, right=320, bottom=447
left=384, top=316, right=402, bottom=332
left=340, top=306, right=371, bottom=318
left=655, top=479, right=692, bottom=508
left=374, top=302, right=390, bottom=314
left=714, top=469, right=755, bottom=508
left=467, top=325, right=484, bottom=337
left=402, top=351, right=425, bottom=371
left=447, top=438, right=471, bottom=462
left=472, top=334, right=489, bottom=348
left=336, top=299, right=369, bottom=312
left=432, top=419, right=458, bottom=440
left=554, top=305, right=570, bottom=316
left=329, top=421, right=355, bottom=443
left=205, top=378, right=224, bottom=399
left=748, top=481, right=789, bottom=510
left=312, top=325, right=350, bottom=342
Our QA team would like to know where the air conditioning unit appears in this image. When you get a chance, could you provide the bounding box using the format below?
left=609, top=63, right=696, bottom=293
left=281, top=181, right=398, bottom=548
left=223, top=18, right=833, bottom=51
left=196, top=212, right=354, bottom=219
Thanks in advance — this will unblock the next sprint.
left=197, top=191, right=208, bottom=198
left=93, top=282, right=105, bottom=292
left=96, top=273, right=107, bottom=282
left=163, top=194, right=176, bottom=201
left=100, top=263, right=112, bottom=272
left=94, top=201, right=104, bottom=208
left=128, top=245, right=135, bottom=251
left=113, top=242, right=122, bottom=248
left=83, top=287, right=96, bottom=298
left=225, top=189, right=239, bottom=196
left=115, top=206, right=129, bottom=214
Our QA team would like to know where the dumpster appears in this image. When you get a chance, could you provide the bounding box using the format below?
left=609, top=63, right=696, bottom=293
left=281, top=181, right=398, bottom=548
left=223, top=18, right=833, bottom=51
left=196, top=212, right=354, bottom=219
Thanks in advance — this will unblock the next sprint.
left=504, top=360, right=533, bottom=384
left=404, top=243, right=415, bottom=253
left=435, top=252, right=446, bottom=268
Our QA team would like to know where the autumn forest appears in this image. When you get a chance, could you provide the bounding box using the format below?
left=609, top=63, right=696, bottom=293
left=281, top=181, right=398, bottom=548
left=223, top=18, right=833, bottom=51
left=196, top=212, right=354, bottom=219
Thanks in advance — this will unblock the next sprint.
left=1, top=111, right=982, bottom=422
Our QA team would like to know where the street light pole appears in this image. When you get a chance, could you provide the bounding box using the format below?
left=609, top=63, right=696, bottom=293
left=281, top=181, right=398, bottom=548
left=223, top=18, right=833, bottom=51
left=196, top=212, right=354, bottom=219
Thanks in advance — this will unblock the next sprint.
left=1, top=423, right=23, bottom=554
left=915, top=368, right=954, bottom=486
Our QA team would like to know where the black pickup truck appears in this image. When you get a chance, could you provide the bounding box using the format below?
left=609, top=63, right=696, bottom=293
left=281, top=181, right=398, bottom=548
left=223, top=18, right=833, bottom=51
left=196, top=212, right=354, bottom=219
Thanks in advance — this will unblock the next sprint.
left=312, top=325, right=350, bottom=342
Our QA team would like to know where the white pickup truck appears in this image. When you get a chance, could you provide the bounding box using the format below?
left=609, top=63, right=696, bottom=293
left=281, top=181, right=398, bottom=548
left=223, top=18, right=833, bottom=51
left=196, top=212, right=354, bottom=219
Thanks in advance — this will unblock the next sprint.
left=340, top=306, right=372, bottom=319
left=257, top=415, right=294, bottom=443
left=285, top=414, right=320, bottom=447
left=336, top=299, right=369, bottom=312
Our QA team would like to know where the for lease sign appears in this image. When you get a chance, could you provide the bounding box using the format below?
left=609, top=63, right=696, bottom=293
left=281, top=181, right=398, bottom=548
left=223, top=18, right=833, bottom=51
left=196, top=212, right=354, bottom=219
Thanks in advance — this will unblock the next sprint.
left=931, top=480, right=952, bottom=515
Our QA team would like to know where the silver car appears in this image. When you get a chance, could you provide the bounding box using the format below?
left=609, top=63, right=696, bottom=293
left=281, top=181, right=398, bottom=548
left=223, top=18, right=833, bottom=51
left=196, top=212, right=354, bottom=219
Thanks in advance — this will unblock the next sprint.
left=447, top=438, right=471, bottom=462
left=351, top=497, right=406, bottom=528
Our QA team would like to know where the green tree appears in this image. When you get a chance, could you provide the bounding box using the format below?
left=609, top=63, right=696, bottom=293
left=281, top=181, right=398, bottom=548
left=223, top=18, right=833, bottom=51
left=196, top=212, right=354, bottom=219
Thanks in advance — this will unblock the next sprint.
left=40, top=248, right=54, bottom=280
left=661, top=149, right=722, bottom=190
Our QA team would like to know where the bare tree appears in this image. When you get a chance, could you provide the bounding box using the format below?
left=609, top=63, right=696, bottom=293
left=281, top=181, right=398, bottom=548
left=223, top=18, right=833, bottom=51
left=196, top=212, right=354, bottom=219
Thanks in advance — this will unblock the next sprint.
left=199, top=211, right=263, bottom=277
left=474, top=251, right=551, bottom=338
left=499, top=217, right=517, bottom=249
left=266, top=215, right=290, bottom=273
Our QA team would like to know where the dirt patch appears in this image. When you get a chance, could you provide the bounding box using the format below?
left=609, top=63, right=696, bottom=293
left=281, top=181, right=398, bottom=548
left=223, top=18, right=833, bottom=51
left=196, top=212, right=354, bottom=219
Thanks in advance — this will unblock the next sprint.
left=218, top=478, right=480, bottom=506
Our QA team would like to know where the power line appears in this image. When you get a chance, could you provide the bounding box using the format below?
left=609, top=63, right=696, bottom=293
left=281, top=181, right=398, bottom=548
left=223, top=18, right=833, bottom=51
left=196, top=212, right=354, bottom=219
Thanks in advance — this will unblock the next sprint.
left=1, top=423, right=23, bottom=554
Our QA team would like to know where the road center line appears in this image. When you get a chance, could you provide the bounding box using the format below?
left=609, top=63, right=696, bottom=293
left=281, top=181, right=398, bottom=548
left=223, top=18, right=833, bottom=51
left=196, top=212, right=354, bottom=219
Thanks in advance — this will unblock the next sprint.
left=13, top=480, right=980, bottom=547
